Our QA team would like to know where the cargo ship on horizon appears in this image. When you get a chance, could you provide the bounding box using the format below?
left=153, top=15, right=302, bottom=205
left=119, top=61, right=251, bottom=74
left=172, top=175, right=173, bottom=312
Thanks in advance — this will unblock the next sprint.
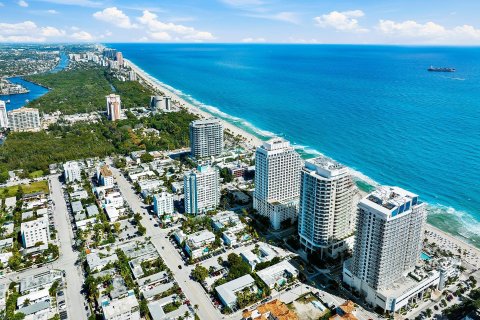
left=428, top=66, right=456, bottom=72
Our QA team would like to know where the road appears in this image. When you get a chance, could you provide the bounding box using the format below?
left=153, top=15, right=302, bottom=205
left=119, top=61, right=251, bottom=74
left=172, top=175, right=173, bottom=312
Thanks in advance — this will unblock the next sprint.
left=0, top=176, right=88, bottom=319
left=110, top=165, right=222, bottom=320
left=49, top=175, right=89, bottom=320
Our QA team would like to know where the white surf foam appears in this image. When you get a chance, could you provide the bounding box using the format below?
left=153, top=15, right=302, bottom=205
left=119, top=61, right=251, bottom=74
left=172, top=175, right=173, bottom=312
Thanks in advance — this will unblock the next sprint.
left=128, top=58, right=480, bottom=245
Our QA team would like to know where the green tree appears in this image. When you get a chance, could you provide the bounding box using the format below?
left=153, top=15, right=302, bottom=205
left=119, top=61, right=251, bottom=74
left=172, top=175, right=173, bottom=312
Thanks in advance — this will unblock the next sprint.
left=113, top=222, right=121, bottom=234
left=138, top=224, right=146, bottom=235
left=49, top=280, right=60, bottom=297
left=220, top=168, right=233, bottom=183
left=140, top=152, right=154, bottom=163
left=8, top=250, right=22, bottom=270
left=191, top=265, right=209, bottom=282
left=139, top=299, right=149, bottom=317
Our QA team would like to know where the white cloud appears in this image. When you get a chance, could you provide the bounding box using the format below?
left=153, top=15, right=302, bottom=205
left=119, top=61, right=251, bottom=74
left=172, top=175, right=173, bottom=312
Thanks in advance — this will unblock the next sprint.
left=98, top=30, right=112, bottom=39
left=47, top=9, right=59, bottom=14
left=150, top=31, right=172, bottom=41
left=378, top=20, right=446, bottom=38
left=314, top=10, right=368, bottom=33
left=246, top=11, right=300, bottom=24
left=93, top=7, right=138, bottom=29
left=0, top=3, right=4, bottom=7
left=377, top=19, right=480, bottom=43
left=41, top=26, right=65, bottom=37
left=18, top=0, right=28, bottom=7
left=70, top=31, right=94, bottom=41
left=0, top=21, right=37, bottom=36
left=242, top=37, right=265, bottom=43
left=288, top=37, right=322, bottom=44
left=0, top=21, right=66, bottom=42
left=453, top=25, right=480, bottom=38
left=138, top=10, right=215, bottom=41
left=0, top=35, right=46, bottom=42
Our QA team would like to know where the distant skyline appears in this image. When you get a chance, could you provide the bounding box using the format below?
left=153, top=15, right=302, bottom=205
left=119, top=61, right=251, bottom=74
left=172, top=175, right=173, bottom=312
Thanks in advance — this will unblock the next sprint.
left=1, top=0, right=480, bottom=44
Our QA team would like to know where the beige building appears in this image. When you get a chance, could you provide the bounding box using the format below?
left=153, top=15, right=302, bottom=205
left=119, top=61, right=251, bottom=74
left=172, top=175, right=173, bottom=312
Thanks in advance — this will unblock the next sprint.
left=106, top=94, right=121, bottom=121
left=7, top=107, right=40, bottom=132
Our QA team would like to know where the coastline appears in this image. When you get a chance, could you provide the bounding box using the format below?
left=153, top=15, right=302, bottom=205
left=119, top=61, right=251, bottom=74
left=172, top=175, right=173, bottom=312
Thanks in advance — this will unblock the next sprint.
left=126, top=58, right=263, bottom=149
left=124, top=57, right=480, bottom=253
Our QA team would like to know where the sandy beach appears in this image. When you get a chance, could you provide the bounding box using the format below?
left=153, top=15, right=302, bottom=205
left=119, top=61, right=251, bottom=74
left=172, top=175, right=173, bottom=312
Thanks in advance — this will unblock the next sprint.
left=424, top=224, right=480, bottom=267
left=126, top=58, right=480, bottom=265
left=126, top=59, right=264, bottom=149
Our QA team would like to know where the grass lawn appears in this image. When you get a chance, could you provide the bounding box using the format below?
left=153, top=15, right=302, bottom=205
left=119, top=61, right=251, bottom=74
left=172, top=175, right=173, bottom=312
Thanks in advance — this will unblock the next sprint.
left=0, top=180, right=49, bottom=198
left=29, top=170, right=44, bottom=179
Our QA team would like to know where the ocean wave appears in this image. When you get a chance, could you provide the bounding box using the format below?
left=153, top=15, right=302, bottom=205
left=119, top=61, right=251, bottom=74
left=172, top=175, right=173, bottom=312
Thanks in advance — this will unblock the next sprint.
left=291, top=143, right=380, bottom=187
left=293, top=144, right=323, bottom=157
left=127, top=58, right=479, bottom=248
left=427, top=204, right=480, bottom=241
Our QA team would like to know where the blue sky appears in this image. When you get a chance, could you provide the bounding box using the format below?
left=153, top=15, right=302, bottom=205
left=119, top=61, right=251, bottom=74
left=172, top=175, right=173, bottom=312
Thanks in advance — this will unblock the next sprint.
left=1, top=0, right=480, bottom=44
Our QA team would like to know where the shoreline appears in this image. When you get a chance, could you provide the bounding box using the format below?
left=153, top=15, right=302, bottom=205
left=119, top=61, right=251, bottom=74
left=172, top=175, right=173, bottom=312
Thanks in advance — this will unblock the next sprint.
left=124, top=57, right=480, bottom=253
left=126, top=58, right=264, bottom=149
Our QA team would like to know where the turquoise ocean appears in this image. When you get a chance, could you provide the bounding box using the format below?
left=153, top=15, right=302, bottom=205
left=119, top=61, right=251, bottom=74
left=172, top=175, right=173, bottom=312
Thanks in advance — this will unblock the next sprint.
left=111, top=44, right=480, bottom=248
left=4, top=44, right=479, bottom=247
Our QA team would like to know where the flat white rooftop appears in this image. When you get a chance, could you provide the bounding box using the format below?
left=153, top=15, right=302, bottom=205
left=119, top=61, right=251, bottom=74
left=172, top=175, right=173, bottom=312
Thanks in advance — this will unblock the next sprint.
left=191, top=118, right=222, bottom=126
left=216, top=274, right=255, bottom=306
left=361, top=186, right=420, bottom=217
left=102, top=294, right=138, bottom=318
left=304, top=155, right=349, bottom=178
left=261, top=137, right=291, bottom=151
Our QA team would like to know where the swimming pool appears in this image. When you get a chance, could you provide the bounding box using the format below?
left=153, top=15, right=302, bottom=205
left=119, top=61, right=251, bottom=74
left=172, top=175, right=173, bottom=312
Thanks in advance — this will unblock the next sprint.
left=421, top=252, right=432, bottom=261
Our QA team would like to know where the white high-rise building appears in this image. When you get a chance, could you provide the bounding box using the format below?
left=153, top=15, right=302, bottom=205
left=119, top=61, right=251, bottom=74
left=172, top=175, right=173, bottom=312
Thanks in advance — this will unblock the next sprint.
left=0, top=100, right=8, bottom=128
left=184, top=165, right=220, bottom=215
left=153, top=192, right=175, bottom=216
left=21, top=217, right=49, bottom=248
left=253, top=138, right=302, bottom=230
left=343, top=186, right=428, bottom=312
left=298, top=156, right=357, bottom=258
left=106, top=94, right=121, bottom=121
left=7, top=107, right=40, bottom=132
left=63, top=161, right=81, bottom=183
left=189, top=118, right=224, bottom=158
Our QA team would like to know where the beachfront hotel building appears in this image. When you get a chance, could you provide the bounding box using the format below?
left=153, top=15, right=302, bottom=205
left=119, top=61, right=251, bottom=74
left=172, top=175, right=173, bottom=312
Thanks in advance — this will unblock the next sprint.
left=253, top=138, right=302, bottom=230
left=184, top=165, right=220, bottom=215
left=343, top=186, right=433, bottom=312
left=106, top=94, right=121, bottom=121
left=0, top=100, right=8, bottom=128
left=7, top=107, right=40, bottom=132
left=298, top=156, right=357, bottom=258
left=189, top=118, right=224, bottom=158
